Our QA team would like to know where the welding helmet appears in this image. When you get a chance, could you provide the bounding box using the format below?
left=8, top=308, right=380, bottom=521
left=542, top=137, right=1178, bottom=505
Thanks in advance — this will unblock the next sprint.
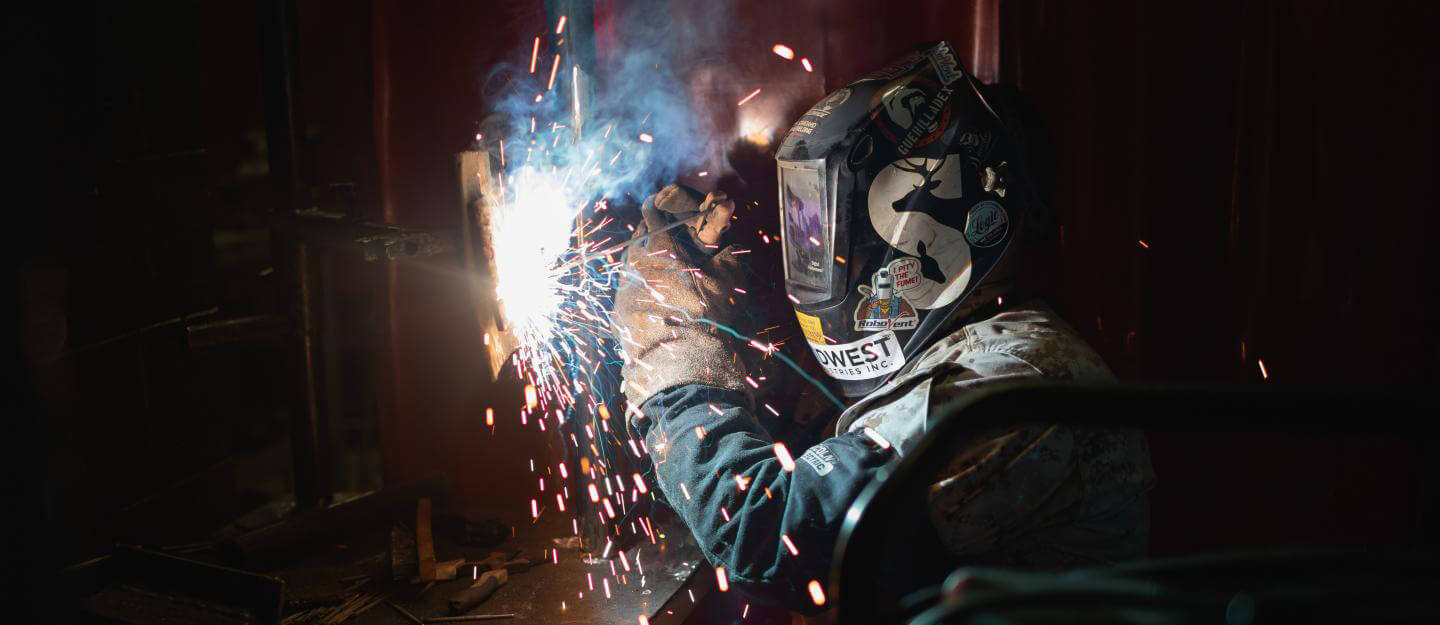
left=775, top=41, right=1045, bottom=397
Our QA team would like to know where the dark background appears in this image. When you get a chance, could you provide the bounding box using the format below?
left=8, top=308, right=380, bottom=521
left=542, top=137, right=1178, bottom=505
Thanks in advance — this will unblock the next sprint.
left=9, top=0, right=1438, bottom=608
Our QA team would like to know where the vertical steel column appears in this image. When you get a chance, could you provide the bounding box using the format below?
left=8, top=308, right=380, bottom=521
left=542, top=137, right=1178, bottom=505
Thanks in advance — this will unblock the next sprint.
left=258, top=0, right=331, bottom=509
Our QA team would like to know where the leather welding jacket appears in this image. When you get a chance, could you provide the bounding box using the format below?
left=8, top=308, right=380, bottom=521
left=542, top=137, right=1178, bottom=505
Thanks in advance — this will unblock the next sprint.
left=631, top=299, right=1155, bottom=611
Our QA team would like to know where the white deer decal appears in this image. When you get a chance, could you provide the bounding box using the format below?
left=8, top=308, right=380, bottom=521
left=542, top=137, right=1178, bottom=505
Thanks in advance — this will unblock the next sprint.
left=866, top=155, right=972, bottom=309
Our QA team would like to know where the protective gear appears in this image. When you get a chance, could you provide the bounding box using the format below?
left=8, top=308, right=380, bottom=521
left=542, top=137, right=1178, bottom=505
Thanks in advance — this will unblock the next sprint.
left=612, top=184, right=748, bottom=408
left=775, top=41, right=1046, bottom=397
left=631, top=300, right=1153, bottom=611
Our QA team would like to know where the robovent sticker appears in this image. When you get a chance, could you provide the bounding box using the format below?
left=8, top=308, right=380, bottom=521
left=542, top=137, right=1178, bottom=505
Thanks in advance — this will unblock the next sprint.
left=795, top=310, right=826, bottom=344
left=854, top=265, right=918, bottom=332
left=798, top=444, right=837, bottom=477
left=964, top=201, right=1009, bottom=248
left=808, top=330, right=907, bottom=381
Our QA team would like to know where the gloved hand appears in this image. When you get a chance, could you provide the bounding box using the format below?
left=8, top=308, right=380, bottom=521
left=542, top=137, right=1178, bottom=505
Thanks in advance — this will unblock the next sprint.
left=613, top=184, right=750, bottom=409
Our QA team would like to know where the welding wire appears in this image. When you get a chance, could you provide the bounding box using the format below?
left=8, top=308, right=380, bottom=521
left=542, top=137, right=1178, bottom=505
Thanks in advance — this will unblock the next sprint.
left=422, top=615, right=517, bottom=622
left=387, top=600, right=425, bottom=625
left=559, top=213, right=704, bottom=270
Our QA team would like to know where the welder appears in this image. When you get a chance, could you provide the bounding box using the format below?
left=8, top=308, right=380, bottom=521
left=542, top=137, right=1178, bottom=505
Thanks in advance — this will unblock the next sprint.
left=612, top=41, right=1154, bottom=611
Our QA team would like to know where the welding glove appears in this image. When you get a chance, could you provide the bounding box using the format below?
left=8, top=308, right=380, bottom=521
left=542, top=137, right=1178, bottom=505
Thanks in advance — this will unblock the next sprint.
left=613, top=184, right=750, bottom=409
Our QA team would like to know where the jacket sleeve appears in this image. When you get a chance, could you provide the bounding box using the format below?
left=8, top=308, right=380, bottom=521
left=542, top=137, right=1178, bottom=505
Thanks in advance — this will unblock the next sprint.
left=635, top=383, right=894, bottom=612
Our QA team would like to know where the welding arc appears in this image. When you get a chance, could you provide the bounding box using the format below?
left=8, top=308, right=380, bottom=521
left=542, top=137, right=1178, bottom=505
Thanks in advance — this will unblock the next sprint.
left=557, top=212, right=704, bottom=271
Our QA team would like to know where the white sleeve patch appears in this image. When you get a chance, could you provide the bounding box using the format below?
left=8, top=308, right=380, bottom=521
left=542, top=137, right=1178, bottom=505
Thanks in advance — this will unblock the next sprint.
left=798, top=444, right=837, bottom=476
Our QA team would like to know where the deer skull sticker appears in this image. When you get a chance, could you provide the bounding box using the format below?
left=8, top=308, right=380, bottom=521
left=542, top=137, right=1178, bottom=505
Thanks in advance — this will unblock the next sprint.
left=867, top=155, right=973, bottom=309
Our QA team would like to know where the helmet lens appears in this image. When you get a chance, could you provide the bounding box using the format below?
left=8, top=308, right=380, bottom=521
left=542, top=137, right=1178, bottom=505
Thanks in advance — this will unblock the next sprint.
left=778, top=159, right=834, bottom=304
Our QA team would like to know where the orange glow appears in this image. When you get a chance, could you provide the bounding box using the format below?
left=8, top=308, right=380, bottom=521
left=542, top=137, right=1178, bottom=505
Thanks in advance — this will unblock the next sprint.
left=771, top=44, right=795, bottom=60
left=525, top=384, right=538, bottom=410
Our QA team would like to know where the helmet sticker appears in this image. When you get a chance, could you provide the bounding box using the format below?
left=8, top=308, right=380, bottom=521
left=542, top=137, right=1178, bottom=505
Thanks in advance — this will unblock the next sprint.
left=871, top=79, right=954, bottom=155
left=964, top=201, right=1009, bottom=248
left=795, top=310, right=826, bottom=344
left=854, top=265, right=918, bottom=332
left=807, top=330, right=907, bottom=381
left=926, top=41, right=963, bottom=86
left=867, top=157, right=974, bottom=310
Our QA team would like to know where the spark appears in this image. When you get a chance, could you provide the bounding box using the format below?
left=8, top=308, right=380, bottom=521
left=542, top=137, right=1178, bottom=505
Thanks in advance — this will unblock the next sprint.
left=638, top=133, right=654, bottom=143
left=1138, top=239, right=1150, bottom=249
left=485, top=408, right=494, bottom=427
left=1258, top=359, right=1269, bottom=379
left=736, top=88, right=762, bottom=107
left=771, top=44, right=795, bottom=60
left=808, top=580, right=826, bottom=606
left=633, top=473, right=648, bottom=494
left=555, top=15, right=567, bottom=34
left=801, top=58, right=813, bottom=72
left=773, top=443, right=796, bottom=472
left=862, top=426, right=892, bottom=450
left=547, top=53, right=562, bottom=91
left=530, top=37, right=540, bottom=73
left=530, top=498, right=539, bottom=519
left=715, top=567, right=730, bottom=592
left=781, top=534, right=799, bottom=556
left=573, top=65, right=582, bottom=125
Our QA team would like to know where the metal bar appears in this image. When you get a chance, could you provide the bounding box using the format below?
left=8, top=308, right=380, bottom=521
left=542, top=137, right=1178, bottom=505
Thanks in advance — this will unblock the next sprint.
left=258, top=0, right=331, bottom=510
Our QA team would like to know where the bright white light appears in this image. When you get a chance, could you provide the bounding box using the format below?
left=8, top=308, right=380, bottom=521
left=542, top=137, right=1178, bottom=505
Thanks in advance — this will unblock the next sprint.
left=492, top=166, right=575, bottom=336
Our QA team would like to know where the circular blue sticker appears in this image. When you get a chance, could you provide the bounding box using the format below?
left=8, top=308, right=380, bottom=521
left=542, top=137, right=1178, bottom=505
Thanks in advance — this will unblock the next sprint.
left=964, top=200, right=1009, bottom=248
